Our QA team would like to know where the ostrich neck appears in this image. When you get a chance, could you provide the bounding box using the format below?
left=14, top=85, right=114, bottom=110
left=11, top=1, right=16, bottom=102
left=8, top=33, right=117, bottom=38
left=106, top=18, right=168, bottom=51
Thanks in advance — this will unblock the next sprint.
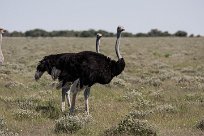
left=0, top=34, right=2, bottom=53
left=115, top=33, right=122, bottom=59
left=96, top=38, right=100, bottom=53
left=0, top=33, right=4, bottom=64
left=0, top=34, right=2, bottom=48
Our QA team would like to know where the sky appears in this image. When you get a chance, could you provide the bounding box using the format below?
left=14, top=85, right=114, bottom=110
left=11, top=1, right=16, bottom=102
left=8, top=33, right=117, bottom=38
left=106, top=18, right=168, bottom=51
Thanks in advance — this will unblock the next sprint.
left=0, top=0, right=204, bottom=35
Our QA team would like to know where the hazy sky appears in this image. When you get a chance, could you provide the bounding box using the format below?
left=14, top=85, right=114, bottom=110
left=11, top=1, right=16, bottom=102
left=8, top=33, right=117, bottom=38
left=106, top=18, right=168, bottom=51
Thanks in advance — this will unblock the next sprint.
left=1, top=0, right=204, bottom=35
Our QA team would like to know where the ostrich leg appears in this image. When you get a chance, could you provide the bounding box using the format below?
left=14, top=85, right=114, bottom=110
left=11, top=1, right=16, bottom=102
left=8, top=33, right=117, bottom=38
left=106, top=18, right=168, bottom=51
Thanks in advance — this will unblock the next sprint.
left=61, top=85, right=71, bottom=112
left=65, top=89, right=71, bottom=108
left=84, top=87, right=90, bottom=115
left=69, top=79, right=80, bottom=114
left=61, top=88, right=66, bottom=112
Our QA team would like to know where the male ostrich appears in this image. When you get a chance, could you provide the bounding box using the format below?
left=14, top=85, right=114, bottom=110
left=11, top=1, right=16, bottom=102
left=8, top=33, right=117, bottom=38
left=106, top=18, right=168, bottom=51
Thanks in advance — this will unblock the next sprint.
left=0, top=28, right=7, bottom=65
left=35, top=33, right=103, bottom=111
left=59, top=33, right=103, bottom=111
left=52, top=26, right=125, bottom=114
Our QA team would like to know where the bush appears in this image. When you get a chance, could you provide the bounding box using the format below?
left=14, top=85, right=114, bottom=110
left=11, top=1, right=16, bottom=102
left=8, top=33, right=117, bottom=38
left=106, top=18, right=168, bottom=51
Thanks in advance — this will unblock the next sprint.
left=196, top=118, right=204, bottom=131
left=13, top=109, right=40, bottom=121
left=154, top=104, right=177, bottom=114
left=54, top=114, right=92, bottom=134
left=174, top=31, right=188, bottom=37
left=36, top=100, right=61, bottom=119
left=0, top=117, right=19, bottom=135
left=25, top=29, right=49, bottom=37
left=0, top=117, right=6, bottom=130
left=104, top=115, right=156, bottom=136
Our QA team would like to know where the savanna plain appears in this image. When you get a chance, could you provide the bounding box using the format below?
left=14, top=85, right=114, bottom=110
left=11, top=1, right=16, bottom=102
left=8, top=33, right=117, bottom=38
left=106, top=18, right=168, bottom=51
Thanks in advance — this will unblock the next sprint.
left=0, top=37, right=204, bottom=136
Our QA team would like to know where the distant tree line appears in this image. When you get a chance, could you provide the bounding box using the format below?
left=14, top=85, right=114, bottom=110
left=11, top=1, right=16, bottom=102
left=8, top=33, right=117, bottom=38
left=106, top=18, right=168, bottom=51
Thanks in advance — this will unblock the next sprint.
left=4, top=28, right=201, bottom=37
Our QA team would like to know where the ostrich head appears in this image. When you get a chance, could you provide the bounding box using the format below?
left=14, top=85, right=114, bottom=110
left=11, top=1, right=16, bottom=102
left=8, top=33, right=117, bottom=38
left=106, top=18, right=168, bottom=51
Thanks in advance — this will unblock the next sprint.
left=35, top=60, right=47, bottom=80
left=0, top=28, right=7, bottom=34
left=117, top=26, right=125, bottom=32
left=96, top=33, right=102, bottom=39
left=96, top=33, right=102, bottom=53
left=117, top=26, right=125, bottom=38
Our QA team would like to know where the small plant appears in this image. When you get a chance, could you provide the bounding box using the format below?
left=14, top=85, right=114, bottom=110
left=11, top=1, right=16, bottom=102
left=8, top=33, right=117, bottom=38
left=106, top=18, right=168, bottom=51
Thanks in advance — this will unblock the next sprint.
left=104, top=115, right=156, bottom=136
left=195, top=118, right=204, bottom=131
left=164, top=53, right=170, bottom=58
left=36, top=100, right=61, bottom=119
left=0, top=130, right=19, bottom=136
left=13, top=109, right=40, bottom=121
left=0, top=117, right=6, bottom=130
left=15, top=97, right=40, bottom=110
left=128, top=110, right=149, bottom=119
left=54, top=114, right=92, bottom=134
left=154, top=104, right=177, bottom=114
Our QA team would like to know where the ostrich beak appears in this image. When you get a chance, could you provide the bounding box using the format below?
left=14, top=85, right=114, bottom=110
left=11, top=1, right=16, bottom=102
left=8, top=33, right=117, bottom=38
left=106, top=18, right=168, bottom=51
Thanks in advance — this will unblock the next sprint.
left=34, top=71, right=43, bottom=81
left=121, top=27, right=125, bottom=31
left=1, top=29, right=7, bottom=34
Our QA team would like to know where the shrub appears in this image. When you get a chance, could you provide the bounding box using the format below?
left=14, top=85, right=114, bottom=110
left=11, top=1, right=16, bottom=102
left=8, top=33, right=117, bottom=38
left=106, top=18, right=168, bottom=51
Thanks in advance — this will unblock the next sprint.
left=54, top=114, right=92, bottom=134
left=13, top=109, right=40, bottom=121
left=174, top=31, right=188, bottom=37
left=15, top=97, right=39, bottom=110
left=154, top=104, right=177, bottom=114
left=128, top=110, right=149, bottom=119
left=196, top=118, right=204, bottom=131
left=0, top=117, right=6, bottom=130
left=36, top=100, right=61, bottom=119
left=104, top=116, right=156, bottom=136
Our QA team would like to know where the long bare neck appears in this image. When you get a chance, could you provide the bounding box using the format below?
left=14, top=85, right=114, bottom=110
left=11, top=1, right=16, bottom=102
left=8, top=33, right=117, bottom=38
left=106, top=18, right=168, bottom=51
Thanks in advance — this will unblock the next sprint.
left=0, top=33, right=4, bottom=64
left=0, top=34, right=2, bottom=48
left=96, top=38, right=100, bottom=53
left=115, top=32, right=122, bottom=59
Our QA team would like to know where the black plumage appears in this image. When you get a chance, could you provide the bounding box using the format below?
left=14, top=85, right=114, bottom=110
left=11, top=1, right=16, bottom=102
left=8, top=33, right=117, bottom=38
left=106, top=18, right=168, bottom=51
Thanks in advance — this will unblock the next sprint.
left=35, top=26, right=125, bottom=114
left=53, top=26, right=125, bottom=90
left=35, top=53, right=74, bottom=80
left=34, top=33, right=103, bottom=112
left=56, top=51, right=125, bottom=88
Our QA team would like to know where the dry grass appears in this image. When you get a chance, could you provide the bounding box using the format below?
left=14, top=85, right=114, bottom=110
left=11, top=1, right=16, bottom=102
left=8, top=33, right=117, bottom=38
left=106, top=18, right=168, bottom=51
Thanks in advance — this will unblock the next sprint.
left=0, top=37, right=204, bottom=135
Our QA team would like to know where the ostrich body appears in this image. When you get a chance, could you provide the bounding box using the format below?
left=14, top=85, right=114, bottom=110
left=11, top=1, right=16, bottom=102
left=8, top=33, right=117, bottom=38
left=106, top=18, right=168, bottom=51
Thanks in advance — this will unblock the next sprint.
left=35, top=33, right=102, bottom=112
left=0, top=28, right=6, bottom=65
left=53, top=26, right=125, bottom=114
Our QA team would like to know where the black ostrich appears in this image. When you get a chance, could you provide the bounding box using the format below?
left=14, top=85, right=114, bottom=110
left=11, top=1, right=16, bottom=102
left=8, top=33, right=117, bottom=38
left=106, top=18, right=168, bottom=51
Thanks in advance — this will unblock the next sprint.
left=52, top=26, right=125, bottom=114
left=34, top=33, right=103, bottom=112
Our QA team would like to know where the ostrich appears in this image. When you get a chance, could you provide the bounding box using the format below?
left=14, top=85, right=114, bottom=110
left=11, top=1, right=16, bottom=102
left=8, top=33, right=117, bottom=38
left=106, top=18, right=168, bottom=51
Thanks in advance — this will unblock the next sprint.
left=34, top=33, right=103, bottom=111
left=59, top=33, right=103, bottom=111
left=0, top=28, right=6, bottom=65
left=52, top=26, right=125, bottom=114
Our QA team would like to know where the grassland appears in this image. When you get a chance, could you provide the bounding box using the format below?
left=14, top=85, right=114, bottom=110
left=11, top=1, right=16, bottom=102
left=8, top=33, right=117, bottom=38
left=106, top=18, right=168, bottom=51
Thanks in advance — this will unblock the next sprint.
left=0, top=37, right=204, bottom=136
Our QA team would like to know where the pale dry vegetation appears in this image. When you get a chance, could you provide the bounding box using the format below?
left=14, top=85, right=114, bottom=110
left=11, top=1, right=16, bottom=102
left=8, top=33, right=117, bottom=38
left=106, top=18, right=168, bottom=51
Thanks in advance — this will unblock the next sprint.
left=0, top=37, right=204, bottom=135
